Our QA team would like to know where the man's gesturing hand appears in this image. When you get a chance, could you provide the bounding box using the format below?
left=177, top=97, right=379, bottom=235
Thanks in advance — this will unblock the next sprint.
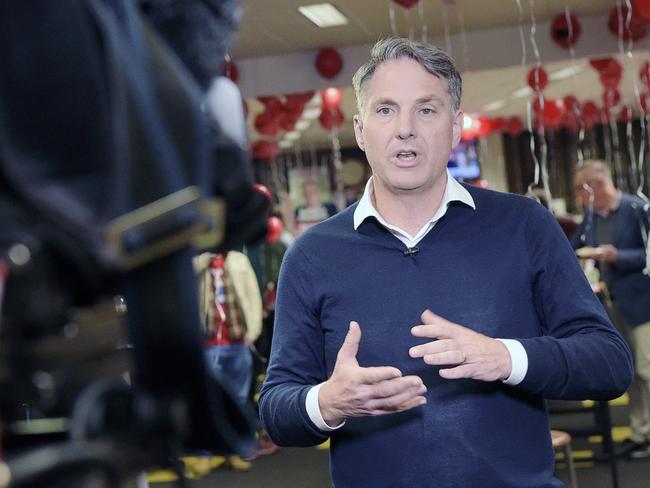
left=318, top=321, right=427, bottom=427
left=409, top=310, right=512, bottom=382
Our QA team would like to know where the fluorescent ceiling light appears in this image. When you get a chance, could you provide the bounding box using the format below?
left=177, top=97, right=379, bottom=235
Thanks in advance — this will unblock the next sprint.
left=295, top=120, right=311, bottom=131
left=511, top=86, right=532, bottom=99
left=482, top=99, right=506, bottom=112
left=302, top=107, right=322, bottom=120
left=279, top=140, right=294, bottom=148
left=285, top=131, right=301, bottom=141
left=298, top=3, right=349, bottom=28
left=549, top=65, right=582, bottom=81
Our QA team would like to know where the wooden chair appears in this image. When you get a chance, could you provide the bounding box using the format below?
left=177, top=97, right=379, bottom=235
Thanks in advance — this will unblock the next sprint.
left=551, top=429, right=578, bottom=488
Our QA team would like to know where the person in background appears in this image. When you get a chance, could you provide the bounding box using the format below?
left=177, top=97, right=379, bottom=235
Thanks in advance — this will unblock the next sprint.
left=571, top=159, right=650, bottom=459
left=194, top=251, right=263, bottom=472
left=293, top=180, right=337, bottom=236
left=259, top=37, right=633, bottom=487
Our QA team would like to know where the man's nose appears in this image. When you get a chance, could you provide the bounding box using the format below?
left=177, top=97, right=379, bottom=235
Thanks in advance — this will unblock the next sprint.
left=395, top=112, right=416, bottom=140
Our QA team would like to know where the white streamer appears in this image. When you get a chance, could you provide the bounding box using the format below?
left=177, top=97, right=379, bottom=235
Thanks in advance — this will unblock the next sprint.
left=418, top=0, right=428, bottom=42
left=442, top=2, right=453, bottom=56
left=515, top=0, right=527, bottom=67
left=389, top=0, right=398, bottom=36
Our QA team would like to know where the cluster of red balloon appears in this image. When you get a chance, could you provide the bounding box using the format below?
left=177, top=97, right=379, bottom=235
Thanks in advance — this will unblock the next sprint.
left=319, top=87, right=345, bottom=132
left=461, top=115, right=523, bottom=140
left=590, top=58, right=624, bottom=118
left=525, top=66, right=565, bottom=131
left=251, top=91, right=314, bottom=159
left=314, top=47, right=345, bottom=133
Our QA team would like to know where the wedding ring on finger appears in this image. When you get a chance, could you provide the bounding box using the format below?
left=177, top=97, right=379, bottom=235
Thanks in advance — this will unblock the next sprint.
left=460, top=351, right=466, bottom=364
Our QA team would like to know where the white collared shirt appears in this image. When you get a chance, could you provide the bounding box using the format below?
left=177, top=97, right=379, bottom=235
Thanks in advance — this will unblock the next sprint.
left=305, top=171, right=528, bottom=431
left=353, top=169, right=475, bottom=248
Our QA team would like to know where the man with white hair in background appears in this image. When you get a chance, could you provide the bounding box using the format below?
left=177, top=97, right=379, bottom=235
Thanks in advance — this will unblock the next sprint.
left=572, top=159, right=650, bottom=459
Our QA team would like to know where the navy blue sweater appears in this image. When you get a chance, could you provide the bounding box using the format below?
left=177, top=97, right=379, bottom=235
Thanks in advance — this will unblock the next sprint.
left=260, top=185, right=633, bottom=488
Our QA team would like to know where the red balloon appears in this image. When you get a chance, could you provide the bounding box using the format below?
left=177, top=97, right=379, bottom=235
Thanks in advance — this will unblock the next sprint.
left=266, top=216, right=285, bottom=242
left=492, top=117, right=506, bottom=132
left=542, top=99, right=566, bottom=126
left=561, top=110, right=580, bottom=134
left=505, top=116, right=524, bottom=136
left=285, top=101, right=305, bottom=119
left=319, top=107, right=345, bottom=131
left=393, top=0, right=419, bottom=8
left=284, top=93, right=306, bottom=112
left=321, top=87, right=343, bottom=109
left=224, top=60, right=239, bottom=83
left=315, top=47, right=343, bottom=80
left=563, top=95, right=580, bottom=111
left=641, top=62, right=650, bottom=88
left=550, top=13, right=581, bottom=49
left=252, top=140, right=280, bottom=160
left=589, top=58, right=616, bottom=73
left=527, top=66, right=549, bottom=91
left=254, top=112, right=279, bottom=137
left=581, top=100, right=601, bottom=129
left=253, top=183, right=272, bottom=201
left=602, top=88, right=621, bottom=109
left=258, top=96, right=283, bottom=116
left=276, top=110, right=297, bottom=132
left=600, top=70, right=622, bottom=89
left=475, top=117, right=494, bottom=138
left=609, top=5, right=647, bottom=41
left=620, top=105, right=634, bottom=123
left=532, top=95, right=545, bottom=114
left=633, top=0, right=650, bottom=22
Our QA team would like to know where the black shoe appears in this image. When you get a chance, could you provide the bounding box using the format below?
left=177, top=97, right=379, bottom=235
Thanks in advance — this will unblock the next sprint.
left=628, top=442, right=650, bottom=460
left=616, top=439, right=647, bottom=457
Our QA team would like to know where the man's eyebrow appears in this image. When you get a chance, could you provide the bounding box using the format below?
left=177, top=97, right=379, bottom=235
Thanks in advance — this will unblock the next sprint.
left=415, top=95, right=445, bottom=105
left=371, top=95, right=446, bottom=107
left=372, top=98, right=398, bottom=107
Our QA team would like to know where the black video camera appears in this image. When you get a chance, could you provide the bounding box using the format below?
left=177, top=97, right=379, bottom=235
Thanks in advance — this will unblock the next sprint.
left=0, top=1, right=267, bottom=486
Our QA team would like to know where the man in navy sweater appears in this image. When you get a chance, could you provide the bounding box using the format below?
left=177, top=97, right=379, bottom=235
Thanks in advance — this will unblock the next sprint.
left=571, top=160, right=650, bottom=459
left=259, top=38, right=633, bottom=487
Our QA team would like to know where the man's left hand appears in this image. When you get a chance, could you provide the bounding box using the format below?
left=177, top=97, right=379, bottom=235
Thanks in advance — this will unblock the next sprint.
left=409, top=310, right=512, bottom=382
left=597, top=244, right=618, bottom=263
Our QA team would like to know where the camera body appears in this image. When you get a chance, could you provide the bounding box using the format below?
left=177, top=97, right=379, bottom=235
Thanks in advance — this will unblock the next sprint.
left=0, top=1, right=266, bottom=485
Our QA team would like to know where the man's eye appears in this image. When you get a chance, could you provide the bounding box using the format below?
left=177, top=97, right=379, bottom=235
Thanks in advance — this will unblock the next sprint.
left=377, top=107, right=392, bottom=115
left=420, top=108, right=435, bottom=115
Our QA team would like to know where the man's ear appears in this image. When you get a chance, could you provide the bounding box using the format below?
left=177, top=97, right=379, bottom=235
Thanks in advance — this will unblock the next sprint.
left=451, top=110, right=463, bottom=149
left=353, top=114, right=365, bottom=152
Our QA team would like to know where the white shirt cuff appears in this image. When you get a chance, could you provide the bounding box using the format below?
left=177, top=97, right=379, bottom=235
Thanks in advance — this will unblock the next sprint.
left=495, top=339, right=528, bottom=385
left=306, top=383, right=346, bottom=431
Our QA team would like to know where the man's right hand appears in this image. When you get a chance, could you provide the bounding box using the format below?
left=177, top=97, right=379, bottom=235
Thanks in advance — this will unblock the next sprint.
left=318, top=321, right=427, bottom=427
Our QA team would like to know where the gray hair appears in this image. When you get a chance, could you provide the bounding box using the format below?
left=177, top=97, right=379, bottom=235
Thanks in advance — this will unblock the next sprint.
left=576, top=159, right=613, bottom=183
left=352, top=37, right=462, bottom=116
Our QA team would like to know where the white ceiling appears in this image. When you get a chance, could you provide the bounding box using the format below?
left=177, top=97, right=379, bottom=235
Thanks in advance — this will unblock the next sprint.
left=232, top=0, right=615, bottom=59
left=232, top=0, right=650, bottom=151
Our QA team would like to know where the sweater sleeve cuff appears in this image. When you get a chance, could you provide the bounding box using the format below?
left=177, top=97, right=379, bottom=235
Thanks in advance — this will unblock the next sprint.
left=306, top=383, right=346, bottom=431
left=495, top=339, right=528, bottom=385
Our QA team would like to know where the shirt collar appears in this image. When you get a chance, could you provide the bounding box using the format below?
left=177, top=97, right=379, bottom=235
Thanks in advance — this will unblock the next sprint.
left=595, top=190, right=623, bottom=218
left=353, top=169, right=476, bottom=231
